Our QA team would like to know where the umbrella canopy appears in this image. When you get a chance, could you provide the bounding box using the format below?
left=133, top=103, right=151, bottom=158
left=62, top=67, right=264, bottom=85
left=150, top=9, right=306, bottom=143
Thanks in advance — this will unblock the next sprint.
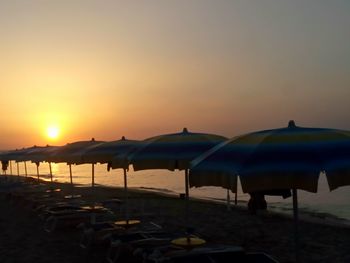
left=48, top=138, right=104, bottom=165
left=0, top=147, right=34, bottom=162
left=127, top=128, right=227, bottom=171
left=0, top=147, right=41, bottom=177
left=116, top=128, right=227, bottom=199
left=189, top=120, right=350, bottom=262
left=190, top=120, right=350, bottom=193
left=82, top=136, right=140, bottom=165
left=83, top=136, right=140, bottom=223
left=15, top=145, right=58, bottom=163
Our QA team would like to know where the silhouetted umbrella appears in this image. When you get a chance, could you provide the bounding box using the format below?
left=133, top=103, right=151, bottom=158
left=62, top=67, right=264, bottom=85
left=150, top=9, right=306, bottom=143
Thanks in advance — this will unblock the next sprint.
left=114, top=128, right=226, bottom=244
left=48, top=138, right=104, bottom=185
left=190, top=120, right=350, bottom=262
left=82, top=136, right=140, bottom=165
left=83, top=136, right=140, bottom=222
left=20, top=145, right=59, bottom=182
left=123, top=128, right=227, bottom=199
left=16, top=146, right=46, bottom=181
left=1, top=147, right=39, bottom=177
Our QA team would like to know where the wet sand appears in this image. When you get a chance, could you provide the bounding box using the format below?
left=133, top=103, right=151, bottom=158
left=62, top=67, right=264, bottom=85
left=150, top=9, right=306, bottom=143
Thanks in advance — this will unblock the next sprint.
left=0, top=176, right=349, bottom=263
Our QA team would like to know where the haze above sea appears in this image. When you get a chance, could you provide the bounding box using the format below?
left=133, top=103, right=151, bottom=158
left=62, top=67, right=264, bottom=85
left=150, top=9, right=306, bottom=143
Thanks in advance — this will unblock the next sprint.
left=10, top=162, right=350, bottom=223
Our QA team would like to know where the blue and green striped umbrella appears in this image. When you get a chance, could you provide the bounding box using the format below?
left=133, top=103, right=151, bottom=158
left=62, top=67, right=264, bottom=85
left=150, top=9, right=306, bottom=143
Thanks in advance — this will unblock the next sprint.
left=190, top=120, right=350, bottom=193
left=82, top=136, right=140, bottom=165
left=125, top=128, right=227, bottom=199
left=190, top=120, right=350, bottom=262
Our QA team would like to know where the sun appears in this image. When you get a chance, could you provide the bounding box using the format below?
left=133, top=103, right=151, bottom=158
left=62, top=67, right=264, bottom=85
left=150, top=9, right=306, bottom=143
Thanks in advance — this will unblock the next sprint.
left=47, top=126, right=60, bottom=139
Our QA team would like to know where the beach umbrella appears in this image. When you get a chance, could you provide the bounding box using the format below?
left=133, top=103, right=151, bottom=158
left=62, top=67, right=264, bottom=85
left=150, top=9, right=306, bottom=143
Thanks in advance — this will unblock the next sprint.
left=114, top=128, right=226, bottom=242
left=48, top=138, right=104, bottom=185
left=82, top=136, right=140, bottom=165
left=15, top=145, right=52, bottom=182
left=122, top=128, right=227, bottom=199
left=21, top=145, right=59, bottom=182
left=1, top=147, right=38, bottom=177
left=83, top=136, right=140, bottom=222
left=190, top=120, right=350, bottom=262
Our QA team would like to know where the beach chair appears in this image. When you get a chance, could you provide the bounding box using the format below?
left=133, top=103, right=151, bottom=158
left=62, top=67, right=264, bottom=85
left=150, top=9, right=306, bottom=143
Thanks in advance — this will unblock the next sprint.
left=106, top=231, right=173, bottom=263
left=144, top=244, right=280, bottom=263
left=79, top=221, right=125, bottom=250
left=44, top=209, right=91, bottom=233
left=102, top=221, right=164, bottom=262
left=44, top=204, right=113, bottom=233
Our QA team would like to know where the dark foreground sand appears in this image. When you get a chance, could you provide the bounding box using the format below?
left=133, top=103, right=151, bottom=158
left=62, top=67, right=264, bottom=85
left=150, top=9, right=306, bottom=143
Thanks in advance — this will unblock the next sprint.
left=0, top=176, right=349, bottom=263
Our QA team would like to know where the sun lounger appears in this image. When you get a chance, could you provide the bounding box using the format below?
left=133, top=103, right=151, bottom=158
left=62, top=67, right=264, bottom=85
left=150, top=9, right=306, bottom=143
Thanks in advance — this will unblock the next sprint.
left=106, top=231, right=173, bottom=263
left=144, top=244, right=279, bottom=263
left=43, top=204, right=114, bottom=233
left=79, top=221, right=125, bottom=249
left=44, top=208, right=91, bottom=233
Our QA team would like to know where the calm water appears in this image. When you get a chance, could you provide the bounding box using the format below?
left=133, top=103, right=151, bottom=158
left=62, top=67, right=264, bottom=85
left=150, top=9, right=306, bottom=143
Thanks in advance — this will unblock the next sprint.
left=8, top=161, right=350, bottom=222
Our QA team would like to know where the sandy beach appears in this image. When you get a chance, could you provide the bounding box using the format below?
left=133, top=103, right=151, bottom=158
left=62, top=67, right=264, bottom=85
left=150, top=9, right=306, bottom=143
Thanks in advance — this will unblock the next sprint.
left=0, top=176, right=349, bottom=263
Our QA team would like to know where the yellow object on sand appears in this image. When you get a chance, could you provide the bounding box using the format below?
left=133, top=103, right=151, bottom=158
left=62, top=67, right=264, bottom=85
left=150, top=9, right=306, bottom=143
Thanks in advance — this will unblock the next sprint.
left=171, top=237, right=206, bottom=248
left=114, top=219, right=141, bottom=228
left=80, top=205, right=105, bottom=211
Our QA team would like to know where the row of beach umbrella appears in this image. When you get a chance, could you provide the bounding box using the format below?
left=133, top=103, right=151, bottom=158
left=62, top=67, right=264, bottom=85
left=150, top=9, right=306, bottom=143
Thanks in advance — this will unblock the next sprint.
left=1, top=121, right=350, bottom=203
left=1, top=120, right=350, bottom=261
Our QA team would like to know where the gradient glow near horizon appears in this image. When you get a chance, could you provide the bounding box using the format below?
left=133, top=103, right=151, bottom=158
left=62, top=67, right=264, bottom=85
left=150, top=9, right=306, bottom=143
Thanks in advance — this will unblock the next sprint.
left=1, top=1, right=349, bottom=149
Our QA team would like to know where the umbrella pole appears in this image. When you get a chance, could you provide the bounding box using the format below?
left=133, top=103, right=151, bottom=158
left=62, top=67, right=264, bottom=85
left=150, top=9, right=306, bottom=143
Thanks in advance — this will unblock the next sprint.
left=235, top=176, right=238, bottom=205
left=49, top=162, right=53, bottom=182
left=69, top=164, right=73, bottom=185
left=123, top=168, right=129, bottom=222
left=292, top=188, right=300, bottom=263
left=36, top=163, right=40, bottom=182
left=185, top=169, right=189, bottom=200
left=91, top=163, right=96, bottom=224
left=92, top=164, right=95, bottom=188
left=185, top=169, right=190, bottom=230
left=226, top=189, right=231, bottom=211
left=68, top=164, right=75, bottom=197
left=24, top=162, right=27, bottom=177
left=16, top=162, right=20, bottom=177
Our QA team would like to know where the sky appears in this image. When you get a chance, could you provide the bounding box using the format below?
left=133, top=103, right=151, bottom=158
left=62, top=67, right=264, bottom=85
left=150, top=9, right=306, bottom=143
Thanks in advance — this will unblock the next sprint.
left=1, top=0, right=349, bottom=150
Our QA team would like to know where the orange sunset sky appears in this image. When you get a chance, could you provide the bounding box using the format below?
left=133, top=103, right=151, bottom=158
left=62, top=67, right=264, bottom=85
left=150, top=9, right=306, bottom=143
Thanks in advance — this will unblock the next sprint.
left=1, top=1, right=349, bottom=150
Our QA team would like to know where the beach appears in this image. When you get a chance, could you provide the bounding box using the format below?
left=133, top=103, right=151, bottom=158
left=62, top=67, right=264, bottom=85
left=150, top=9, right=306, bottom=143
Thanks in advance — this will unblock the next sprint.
left=0, top=176, right=349, bottom=263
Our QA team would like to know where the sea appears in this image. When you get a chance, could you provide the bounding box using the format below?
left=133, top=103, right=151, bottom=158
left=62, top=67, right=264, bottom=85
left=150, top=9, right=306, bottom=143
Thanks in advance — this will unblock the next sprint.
left=7, top=161, right=350, bottom=224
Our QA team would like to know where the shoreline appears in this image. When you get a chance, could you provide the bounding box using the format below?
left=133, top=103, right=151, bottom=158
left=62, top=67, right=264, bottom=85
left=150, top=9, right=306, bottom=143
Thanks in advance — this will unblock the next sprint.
left=6, top=173, right=350, bottom=229
left=79, top=182, right=350, bottom=229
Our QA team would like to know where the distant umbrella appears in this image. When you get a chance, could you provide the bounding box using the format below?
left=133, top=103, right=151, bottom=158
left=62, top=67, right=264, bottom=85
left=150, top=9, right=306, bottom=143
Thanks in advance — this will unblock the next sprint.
left=1, top=147, right=39, bottom=177
left=48, top=138, right=104, bottom=185
left=83, top=136, right=140, bottom=222
left=21, top=145, right=59, bottom=182
left=82, top=136, right=140, bottom=165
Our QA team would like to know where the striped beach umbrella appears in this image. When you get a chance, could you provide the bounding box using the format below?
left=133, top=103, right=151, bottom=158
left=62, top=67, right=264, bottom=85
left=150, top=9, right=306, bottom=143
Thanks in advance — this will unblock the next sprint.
left=124, top=128, right=227, bottom=199
left=21, top=145, right=59, bottom=182
left=82, top=136, right=140, bottom=165
left=112, top=128, right=226, bottom=235
left=83, top=136, right=140, bottom=222
left=190, top=120, right=350, bottom=193
left=48, top=138, right=104, bottom=185
left=1, top=147, right=38, bottom=177
left=190, top=120, right=350, bottom=262
left=16, top=146, right=47, bottom=182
